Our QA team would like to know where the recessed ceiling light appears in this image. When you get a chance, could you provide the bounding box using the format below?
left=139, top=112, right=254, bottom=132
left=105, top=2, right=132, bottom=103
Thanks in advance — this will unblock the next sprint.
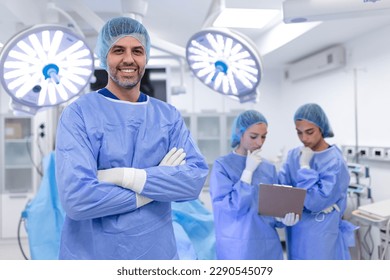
left=213, top=8, right=280, bottom=29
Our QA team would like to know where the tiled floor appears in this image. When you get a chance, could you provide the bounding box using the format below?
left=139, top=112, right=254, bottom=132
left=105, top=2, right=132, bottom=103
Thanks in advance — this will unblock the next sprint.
left=0, top=238, right=30, bottom=260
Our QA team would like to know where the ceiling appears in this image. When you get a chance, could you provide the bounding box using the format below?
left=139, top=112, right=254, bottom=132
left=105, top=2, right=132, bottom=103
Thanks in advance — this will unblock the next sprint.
left=1, top=0, right=390, bottom=70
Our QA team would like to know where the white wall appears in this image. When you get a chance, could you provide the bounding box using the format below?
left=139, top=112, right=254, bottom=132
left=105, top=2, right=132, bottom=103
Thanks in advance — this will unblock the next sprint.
left=344, top=24, right=390, bottom=203
left=0, top=88, right=10, bottom=114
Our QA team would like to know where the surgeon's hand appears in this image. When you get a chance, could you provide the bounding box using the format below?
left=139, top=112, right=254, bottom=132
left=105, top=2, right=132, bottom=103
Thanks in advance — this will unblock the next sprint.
left=322, top=204, right=340, bottom=214
left=159, top=147, right=186, bottom=166
left=98, top=167, right=149, bottom=208
left=240, top=148, right=262, bottom=184
left=245, top=148, right=262, bottom=171
left=98, top=167, right=146, bottom=194
left=299, top=146, right=314, bottom=169
left=276, top=212, right=300, bottom=226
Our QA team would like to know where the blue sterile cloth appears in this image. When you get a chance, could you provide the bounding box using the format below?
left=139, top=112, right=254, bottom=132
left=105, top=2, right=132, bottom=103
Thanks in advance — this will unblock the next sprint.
left=172, top=199, right=216, bottom=260
left=22, top=152, right=65, bottom=259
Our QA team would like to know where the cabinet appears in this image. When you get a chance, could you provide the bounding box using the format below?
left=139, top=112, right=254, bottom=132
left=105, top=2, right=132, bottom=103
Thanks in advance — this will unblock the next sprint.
left=182, top=112, right=242, bottom=211
left=183, top=112, right=241, bottom=165
left=0, top=115, right=35, bottom=238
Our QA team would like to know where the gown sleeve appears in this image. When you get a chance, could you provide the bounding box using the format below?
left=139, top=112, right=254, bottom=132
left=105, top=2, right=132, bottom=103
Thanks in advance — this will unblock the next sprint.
left=209, top=159, right=255, bottom=216
left=278, top=148, right=349, bottom=213
left=141, top=113, right=209, bottom=202
left=296, top=157, right=348, bottom=212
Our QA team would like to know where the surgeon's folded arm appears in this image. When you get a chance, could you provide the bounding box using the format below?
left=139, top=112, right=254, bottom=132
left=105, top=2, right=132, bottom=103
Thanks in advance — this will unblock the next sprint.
left=97, top=147, right=187, bottom=207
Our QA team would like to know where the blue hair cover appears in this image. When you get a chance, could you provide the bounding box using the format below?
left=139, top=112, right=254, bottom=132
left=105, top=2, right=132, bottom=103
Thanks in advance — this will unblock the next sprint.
left=294, top=103, right=334, bottom=138
left=231, top=110, right=268, bottom=148
left=95, top=16, right=151, bottom=70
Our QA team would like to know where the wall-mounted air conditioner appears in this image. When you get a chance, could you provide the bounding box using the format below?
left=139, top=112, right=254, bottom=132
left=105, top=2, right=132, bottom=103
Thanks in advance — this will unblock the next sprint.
left=284, top=45, right=346, bottom=82
left=283, top=0, right=390, bottom=23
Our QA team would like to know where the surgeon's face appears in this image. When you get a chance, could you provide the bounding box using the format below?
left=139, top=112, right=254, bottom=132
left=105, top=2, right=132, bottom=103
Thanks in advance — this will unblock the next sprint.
left=295, top=120, right=326, bottom=151
left=237, top=123, right=268, bottom=155
left=106, top=36, right=146, bottom=91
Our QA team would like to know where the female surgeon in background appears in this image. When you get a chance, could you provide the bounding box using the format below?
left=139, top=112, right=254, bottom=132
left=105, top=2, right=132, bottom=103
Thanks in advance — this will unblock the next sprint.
left=278, top=103, right=357, bottom=260
left=209, top=110, right=299, bottom=260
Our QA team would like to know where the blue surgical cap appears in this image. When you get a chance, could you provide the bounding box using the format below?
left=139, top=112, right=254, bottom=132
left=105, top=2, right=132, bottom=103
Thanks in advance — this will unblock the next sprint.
left=95, top=17, right=151, bottom=70
left=294, top=103, right=334, bottom=138
left=231, top=110, right=268, bottom=148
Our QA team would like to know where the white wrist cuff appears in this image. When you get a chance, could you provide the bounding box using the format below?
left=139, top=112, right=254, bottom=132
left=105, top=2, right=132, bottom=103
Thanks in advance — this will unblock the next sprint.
left=97, top=168, right=123, bottom=186
left=136, top=194, right=153, bottom=208
left=300, top=165, right=310, bottom=169
left=241, top=169, right=253, bottom=184
left=122, top=168, right=147, bottom=193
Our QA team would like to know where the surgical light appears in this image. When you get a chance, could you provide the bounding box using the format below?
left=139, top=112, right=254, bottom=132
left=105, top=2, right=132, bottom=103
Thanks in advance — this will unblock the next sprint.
left=0, top=24, right=94, bottom=115
left=186, top=28, right=262, bottom=103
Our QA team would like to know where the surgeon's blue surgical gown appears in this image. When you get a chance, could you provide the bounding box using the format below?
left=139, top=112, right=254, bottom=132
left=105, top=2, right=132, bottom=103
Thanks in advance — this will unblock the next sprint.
left=55, top=90, right=208, bottom=259
left=278, top=145, right=357, bottom=260
left=209, top=152, right=284, bottom=260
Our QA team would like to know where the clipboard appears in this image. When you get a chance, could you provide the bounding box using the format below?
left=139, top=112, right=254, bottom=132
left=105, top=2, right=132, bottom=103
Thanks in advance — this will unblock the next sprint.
left=258, top=184, right=306, bottom=218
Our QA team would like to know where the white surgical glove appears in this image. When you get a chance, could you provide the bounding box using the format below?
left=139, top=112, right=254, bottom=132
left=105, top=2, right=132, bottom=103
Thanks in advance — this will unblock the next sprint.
left=240, top=148, right=262, bottom=184
left=97, top=167, right=147, bottom=193
left=97, top=167, right=148, bottom=208
left=299, top=146, right=314, bottom=169
left=322, top=204, right=340, bottom=214
left=276, top=212, right=300, bottom=226
left=159, top=147, right=186, bottom=166
left=135, top=193, right=153, bottom=208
